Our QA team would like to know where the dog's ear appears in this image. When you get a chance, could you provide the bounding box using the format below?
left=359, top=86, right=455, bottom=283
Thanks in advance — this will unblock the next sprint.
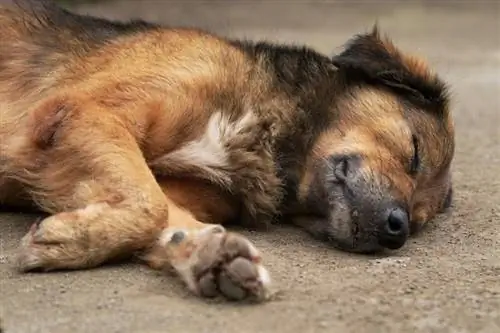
left=332, top=25, right=449, bottom=113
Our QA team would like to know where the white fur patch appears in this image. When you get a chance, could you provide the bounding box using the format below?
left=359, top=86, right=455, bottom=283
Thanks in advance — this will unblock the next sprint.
left=257, top=264, right=271, bottom=288
left=173, top=111, right=229, bottom=169
left=152, top=110, right=255, bottom=185
left=157, top=225, right=225, bottom=247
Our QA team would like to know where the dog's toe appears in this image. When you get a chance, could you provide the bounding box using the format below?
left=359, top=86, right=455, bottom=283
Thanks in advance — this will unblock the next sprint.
left=16, top=216, right=89, bottom=272
left=17, top=225, right=48, bottom=272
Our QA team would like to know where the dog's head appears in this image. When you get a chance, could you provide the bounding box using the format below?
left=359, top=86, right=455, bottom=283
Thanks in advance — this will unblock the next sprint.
left=296, top=28, right=454, bottom=253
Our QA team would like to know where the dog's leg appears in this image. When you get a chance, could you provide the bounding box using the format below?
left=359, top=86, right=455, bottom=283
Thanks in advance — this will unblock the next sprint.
left=19, top=186, right=271, bottom=301
left=14, top=96, right=176, bottom=272
left=15, top=97, right=271, bottom=301
left=17, top=156, right=169, bottom=269
left=143, top=179, right=272, bottom=302
left=144, top=211, right=273, bottom=302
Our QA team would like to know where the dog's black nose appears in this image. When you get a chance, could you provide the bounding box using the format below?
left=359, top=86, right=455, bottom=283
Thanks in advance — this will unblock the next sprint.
left=378, top=207, right=409, bottom=250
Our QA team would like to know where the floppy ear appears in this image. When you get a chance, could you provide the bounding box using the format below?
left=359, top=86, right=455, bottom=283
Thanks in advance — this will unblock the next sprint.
left=332, top=26, right=449, bottom=111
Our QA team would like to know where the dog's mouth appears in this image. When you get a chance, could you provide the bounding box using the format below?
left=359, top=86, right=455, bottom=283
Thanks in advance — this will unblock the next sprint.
left=325, top=217, right=386, bottom=254
left=300, top=177, right=409, bottom=254
left=298, top=156, right=411, bottom=253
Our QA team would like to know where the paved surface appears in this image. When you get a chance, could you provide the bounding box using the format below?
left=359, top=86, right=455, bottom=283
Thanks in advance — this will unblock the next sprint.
left=1, top=1, right=499, bottom=333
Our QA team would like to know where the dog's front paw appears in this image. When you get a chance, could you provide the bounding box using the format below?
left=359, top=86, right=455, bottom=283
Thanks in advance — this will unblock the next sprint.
left=158, top=225, right=272, bottom=302
left=16, top=219, right=70, bottom=272
left=16, top=207, right=104, bottom=272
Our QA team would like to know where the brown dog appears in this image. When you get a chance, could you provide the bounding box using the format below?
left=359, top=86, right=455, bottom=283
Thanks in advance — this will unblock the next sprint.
left=0, top=1, right=455, bottom=302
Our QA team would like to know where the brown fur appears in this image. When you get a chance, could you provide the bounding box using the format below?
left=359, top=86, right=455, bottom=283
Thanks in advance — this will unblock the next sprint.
left=0, top=1, right=454, bottom=301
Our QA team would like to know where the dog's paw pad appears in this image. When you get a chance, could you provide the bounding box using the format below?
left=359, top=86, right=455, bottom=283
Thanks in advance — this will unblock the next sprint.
left=160, top=225, right=271, bottom=302
left=218, top=257, right=264, bottom=300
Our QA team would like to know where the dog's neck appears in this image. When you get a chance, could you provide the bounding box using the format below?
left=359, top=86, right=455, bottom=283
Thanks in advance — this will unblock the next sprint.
left=232, top=40, right=340, bottom=215
left=232, top=40, right=337, bottom=108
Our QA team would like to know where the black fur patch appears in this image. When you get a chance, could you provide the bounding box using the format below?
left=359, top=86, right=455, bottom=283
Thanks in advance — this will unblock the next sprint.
left=232, top=40, right=338, bottom=208
left=331, top=27, right=449, bottom=114
left=12, top=0, right=158, bottom=47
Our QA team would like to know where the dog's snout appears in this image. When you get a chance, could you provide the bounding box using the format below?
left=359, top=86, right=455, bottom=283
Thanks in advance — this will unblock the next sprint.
left=323, top=154, right=413, bottom=253
left=378, top=207, right=409, bottom=250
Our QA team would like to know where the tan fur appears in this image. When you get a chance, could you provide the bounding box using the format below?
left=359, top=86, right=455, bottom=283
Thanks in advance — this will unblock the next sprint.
left=301, top=89, right=416, bottom=205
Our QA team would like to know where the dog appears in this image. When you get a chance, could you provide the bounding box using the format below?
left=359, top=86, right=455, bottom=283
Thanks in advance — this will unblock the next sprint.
left=0, top=0, right=455, bottom=302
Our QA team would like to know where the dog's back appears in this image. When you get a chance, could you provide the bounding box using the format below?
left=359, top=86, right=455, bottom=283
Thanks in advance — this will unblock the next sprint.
left=0, top=1, right=221, bottom=202
left=0, top=0, right=286, bottom=218
left=0, top=1, right=158, bottom=104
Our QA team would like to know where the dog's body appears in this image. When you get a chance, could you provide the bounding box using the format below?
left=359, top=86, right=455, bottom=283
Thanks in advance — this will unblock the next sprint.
left=0, top=1, right=455, bottom=301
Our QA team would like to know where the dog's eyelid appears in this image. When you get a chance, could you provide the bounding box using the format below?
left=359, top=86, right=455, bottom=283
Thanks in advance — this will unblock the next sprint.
left=412, top=134, right=419, bottom=149
left=409, top=134, right=420, bottom=175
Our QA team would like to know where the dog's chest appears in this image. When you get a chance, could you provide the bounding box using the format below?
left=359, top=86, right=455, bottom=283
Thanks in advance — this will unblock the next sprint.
left=148, top=109, right=263, bottom=187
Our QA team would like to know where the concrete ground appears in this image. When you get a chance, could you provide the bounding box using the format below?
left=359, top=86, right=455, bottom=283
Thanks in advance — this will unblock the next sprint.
left=1, top=1, right=499, bottom=333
